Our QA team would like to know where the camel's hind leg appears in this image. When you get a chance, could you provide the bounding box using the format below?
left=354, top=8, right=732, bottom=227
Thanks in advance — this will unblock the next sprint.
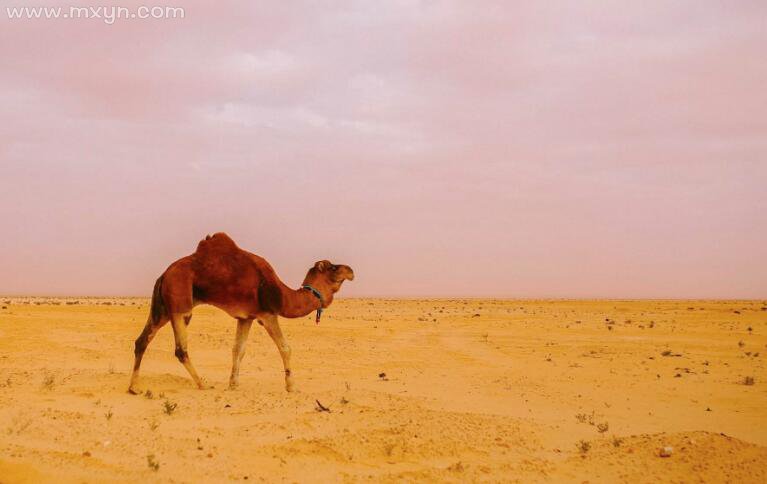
left=129, top=315, right=169, bottom=394
left=228, top=318, right=253, bottom=389
left=171, top=313, right=210, bottom=389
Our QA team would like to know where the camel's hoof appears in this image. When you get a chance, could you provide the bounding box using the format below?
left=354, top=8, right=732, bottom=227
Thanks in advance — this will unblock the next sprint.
left=127, top=387, right=141, bottom=395
left=228, top=382, right=239, bottom=391
left=197, top=383, right=215, bottom=390
left=285, top=381, right=296, bottom=393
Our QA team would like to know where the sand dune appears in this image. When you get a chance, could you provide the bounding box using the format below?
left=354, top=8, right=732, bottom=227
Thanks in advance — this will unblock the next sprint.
left=0, top=298, right=765, bottom=482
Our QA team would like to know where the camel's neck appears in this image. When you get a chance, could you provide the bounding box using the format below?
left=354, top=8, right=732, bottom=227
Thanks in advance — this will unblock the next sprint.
left=277, top=283, right=323, bottom=318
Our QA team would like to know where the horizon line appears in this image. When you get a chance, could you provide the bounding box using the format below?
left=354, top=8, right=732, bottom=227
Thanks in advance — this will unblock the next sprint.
left=1, top=294, right=764, bottom=302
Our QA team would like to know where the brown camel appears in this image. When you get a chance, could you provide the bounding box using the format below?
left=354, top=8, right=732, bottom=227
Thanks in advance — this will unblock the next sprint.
left=128, top=232, right=354, bottom=394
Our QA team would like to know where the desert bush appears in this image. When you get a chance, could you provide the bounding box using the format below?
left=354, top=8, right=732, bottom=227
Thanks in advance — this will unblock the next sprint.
left=146, top=454, right=160, bottom=471
left=162, top=400, right=178, bottom=415
left=575, top=411, right=596, bottom=425
left=577, top=440, right=591, bottom=454
left=41, top=375, right=55, bottom=390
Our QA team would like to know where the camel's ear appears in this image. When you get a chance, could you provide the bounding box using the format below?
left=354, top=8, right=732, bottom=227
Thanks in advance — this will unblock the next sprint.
left=314, top=260, right=332, bottom=272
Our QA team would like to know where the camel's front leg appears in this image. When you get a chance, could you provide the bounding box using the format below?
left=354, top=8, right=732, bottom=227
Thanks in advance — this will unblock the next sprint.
left=128, top=314, right=168, bottom=394
left=260, top=314, right=294, bottom=392
left=171, top=313, right=210, bottom=390
left=229, top=318, right=253, bottom=389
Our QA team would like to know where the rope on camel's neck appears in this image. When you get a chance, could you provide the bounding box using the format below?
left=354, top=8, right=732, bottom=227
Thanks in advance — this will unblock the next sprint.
left=301, top=284, right=324, bottom=324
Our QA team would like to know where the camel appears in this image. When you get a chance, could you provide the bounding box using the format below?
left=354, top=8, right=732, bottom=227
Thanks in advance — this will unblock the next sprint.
left=128, top=232, right=354, bottom=394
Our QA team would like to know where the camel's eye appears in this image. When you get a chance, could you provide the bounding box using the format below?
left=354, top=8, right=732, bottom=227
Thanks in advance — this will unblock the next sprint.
left=330, top=265, right=338, bottom=271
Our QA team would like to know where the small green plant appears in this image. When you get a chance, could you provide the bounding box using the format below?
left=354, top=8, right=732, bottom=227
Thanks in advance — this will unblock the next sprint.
left=162, top=400, right=178, bottom=415
left=149, top=420, right=159, bottom=431
left=742, top=376, right=755, bottom=386
left=146, top=454, right=160, bottom=471
left=612, top=436, right=623, bottom=447
left=597, top=422, right=609, bottom=433
left=105, top=409, right=113, bottom=421
left=144, top=389, right=154, bottom=399
left=577, top=440, right=591, bottom=454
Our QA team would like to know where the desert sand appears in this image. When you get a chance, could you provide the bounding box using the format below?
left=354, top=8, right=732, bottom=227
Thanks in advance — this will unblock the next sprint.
left=0, top=298, right=765, bottom=483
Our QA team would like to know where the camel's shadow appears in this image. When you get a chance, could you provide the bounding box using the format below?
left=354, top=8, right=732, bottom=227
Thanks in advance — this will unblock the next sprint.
left=123, top=373, right=202, bottom=394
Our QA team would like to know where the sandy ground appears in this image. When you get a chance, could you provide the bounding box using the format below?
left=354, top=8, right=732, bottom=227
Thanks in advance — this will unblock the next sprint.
left=0, top=298, right=765, bottom=483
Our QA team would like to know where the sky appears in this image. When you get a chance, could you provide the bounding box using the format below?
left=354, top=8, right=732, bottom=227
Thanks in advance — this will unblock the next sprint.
left=0, top=1, right=765, bottom=298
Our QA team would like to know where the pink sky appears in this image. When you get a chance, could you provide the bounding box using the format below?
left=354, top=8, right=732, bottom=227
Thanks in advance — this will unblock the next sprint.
left=0, top=1, right=765, bottom=298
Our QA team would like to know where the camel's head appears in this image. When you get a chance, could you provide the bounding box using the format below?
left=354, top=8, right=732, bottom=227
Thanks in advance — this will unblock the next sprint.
left=303, top=260, right=354, bottom=306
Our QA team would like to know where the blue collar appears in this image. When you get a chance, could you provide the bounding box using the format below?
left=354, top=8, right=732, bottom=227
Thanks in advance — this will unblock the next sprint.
left=301, top=285, right=324, bottom=323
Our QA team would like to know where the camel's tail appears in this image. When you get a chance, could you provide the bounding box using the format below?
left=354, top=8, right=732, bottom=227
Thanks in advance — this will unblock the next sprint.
left=149, top=275, right=166, bottom=324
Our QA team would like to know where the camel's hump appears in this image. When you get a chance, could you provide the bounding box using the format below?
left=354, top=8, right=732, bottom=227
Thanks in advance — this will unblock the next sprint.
left=195, top=232, right=239, bottom=254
